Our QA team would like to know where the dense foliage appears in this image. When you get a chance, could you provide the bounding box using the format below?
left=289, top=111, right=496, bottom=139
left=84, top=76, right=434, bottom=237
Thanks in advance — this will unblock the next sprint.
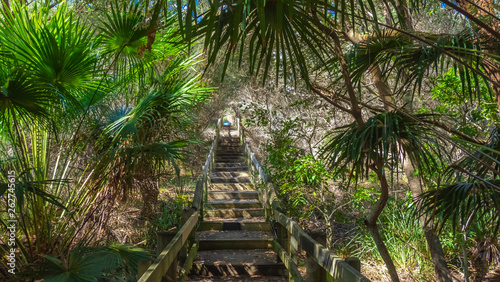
left=1, top=0, right=500, bottom=281
left=0, top=1, right=213, bottom=280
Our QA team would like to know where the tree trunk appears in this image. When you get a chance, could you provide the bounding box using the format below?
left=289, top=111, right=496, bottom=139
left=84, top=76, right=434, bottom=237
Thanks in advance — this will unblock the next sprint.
left=140, top=179, right=159, bottom=217
left=403, top=162, right=453, bottom=282
left=369, top=64, right=394, bottom=111
left=395, top=0, right=413, bottom=30
left=368, top=43, right=453, bottom=282
left=367, top=161, right=401, bottom=282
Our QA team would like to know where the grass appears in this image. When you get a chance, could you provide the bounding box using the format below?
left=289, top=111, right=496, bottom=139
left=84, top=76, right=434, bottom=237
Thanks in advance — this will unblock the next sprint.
left=337, top=198, right=437, bottom=281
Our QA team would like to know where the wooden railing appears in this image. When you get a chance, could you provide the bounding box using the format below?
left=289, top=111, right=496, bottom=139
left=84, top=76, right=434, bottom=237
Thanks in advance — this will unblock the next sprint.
left=237, top=118, right=370, bottom=282
left=138, top=118, right=223, bottom=282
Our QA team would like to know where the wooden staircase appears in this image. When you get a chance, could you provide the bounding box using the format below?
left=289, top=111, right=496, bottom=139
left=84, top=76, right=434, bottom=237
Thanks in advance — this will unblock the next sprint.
left=188, top=133, right=287, bottom=281
left=138, top=119, right=369, bottom=282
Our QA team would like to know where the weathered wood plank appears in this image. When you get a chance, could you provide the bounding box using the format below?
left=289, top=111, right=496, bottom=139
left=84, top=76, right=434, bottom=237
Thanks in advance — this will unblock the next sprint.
left=178, top=240, right=200, bottom=282
left=274, top=210, right=370, bottom=282
left=138, top=211, right=199, bottom=282
left=192, top=179, right=204, bottom=210
left=272, top=240, right=305, bottom=282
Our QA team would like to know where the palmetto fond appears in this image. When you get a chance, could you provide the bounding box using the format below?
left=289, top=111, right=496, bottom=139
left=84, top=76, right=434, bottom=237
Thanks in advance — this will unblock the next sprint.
left=0, top=1, right=211, bottom=277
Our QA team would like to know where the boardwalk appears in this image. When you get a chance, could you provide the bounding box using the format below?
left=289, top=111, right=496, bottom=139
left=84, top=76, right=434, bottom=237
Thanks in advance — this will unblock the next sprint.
left=138, top=119, right=369, bottom=282
left=189, top=129, right=286, bottom=281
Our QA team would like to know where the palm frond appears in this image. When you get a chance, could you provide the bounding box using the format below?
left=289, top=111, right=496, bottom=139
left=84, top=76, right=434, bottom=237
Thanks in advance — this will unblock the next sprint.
left=449, top=128, right=500, bottom=180
left=412, top=181, right=500, bottom=235
left=179, top=0, right=332, bottom=85
left=39, top=244, right=150, bottom=281
left=342, top=27, right=494, bottom=101
left=99, top=0, right=163, bottom=85
left=321, top=111, right=444, bottom=181
left=0, top=69, right=53, bottom=125
left=0, top=3, right=99, bottom=108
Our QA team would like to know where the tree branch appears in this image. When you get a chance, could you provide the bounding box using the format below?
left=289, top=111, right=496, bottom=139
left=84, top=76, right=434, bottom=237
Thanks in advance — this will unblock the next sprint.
left=441, top=0, right=500, bottom=41
left=310, top=85, right=353, bottom=115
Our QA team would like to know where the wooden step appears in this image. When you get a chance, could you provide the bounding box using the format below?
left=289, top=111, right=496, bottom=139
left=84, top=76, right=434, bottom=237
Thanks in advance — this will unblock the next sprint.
left=210, top=183, right=254, bottom=191
left=216, top=146, right=242, bottom=151
left=207, top=190, right=258, bottom=200
left=212, top=172, right=250, bottom=178
left=199, top=221, right=270, bottom=231
left=214, top=166, right=248, bottom=172
left=218, top=139, right=240, bottom=143
left=188, top=275, right=287, bottom=281
left=198, top=241, right=273, bottom=250
left=205, top=208, right=264, bottom=218
left=191, top=250, right=286, bottom=276
left=217, top=146, right=242, bottom=150
left=215, top=163, right=247, bottom=168
left=198, top=231, right=273, bottom=250
left=216, top=148, right=243, bottom=152
left=215, top=152, right=244, bottom=159
left=218, top=142, right=241, bottom=146
left=206, top=200, right=261, bottom=209
left=215, top=157, right=245, bottom=163
left=211, top=177, right=251, bottom=184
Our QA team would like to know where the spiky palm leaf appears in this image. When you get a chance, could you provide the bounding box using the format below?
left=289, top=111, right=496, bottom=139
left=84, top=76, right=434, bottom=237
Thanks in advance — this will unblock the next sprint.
left=0, top=3, right=99, bottom=112
left=452, top=128, right=500, bottom=179
left=412, top=128, right=500, bottom=235
left=178, top=0, right=333, bottom=85
left=413, top=181, right=500, bottom=235
left=340, top=27, right=495, bottom=99
left=321, top=111, right=444, bottom=180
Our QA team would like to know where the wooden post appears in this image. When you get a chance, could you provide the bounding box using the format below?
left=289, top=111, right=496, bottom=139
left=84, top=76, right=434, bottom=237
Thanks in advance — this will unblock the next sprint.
left=157, top=231, right=178, bottom=281
left=304, top=231, right=333, bottom=282
left=137, top=260, right=152, bottom=280
left=305, top=253, right=326, bottom=282
left=289, top=235, right=299, bottom=263
left=180, top=208, right=195, bottom=264
left=345, top=257, right=361, bottom=272
left=276, top=223, right=289, bottom=264
left=288, top=226, right=299, bottom=281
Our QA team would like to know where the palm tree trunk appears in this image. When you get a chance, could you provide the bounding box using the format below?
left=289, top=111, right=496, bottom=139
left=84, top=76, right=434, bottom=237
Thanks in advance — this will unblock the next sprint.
left=403, top=162, right=453, bottom=282
left=367, top=161, right=400, bottom=282
left=368, top=47, right=453, bottom=282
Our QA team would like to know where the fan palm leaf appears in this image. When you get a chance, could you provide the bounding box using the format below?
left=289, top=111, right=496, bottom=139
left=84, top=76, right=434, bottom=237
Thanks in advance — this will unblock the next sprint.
left=0, top=3, right=99, bottom=111
left=99, top=0, right=164, bottom=88
left=0, top=69, right=53, bottom=125
left=39, top=244, right=150, bottom=282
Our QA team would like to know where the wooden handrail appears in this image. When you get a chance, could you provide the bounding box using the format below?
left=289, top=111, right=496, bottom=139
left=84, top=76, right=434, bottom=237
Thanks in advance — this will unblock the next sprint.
left=192, top=118, right=222, bottom=210
left=237, top=118, right=370, bottom=282
left=138, top=118, right=222, bottom=281
left=138, top=211, right=199, bottom=282
left=274, top=210, right=370, bottom=282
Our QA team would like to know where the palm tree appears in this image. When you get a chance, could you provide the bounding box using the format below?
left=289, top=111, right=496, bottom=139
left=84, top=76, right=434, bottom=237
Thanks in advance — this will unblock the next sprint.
left=0, top=1, right=212, bottom=277
left=412, top=129, right=500, bottom=281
